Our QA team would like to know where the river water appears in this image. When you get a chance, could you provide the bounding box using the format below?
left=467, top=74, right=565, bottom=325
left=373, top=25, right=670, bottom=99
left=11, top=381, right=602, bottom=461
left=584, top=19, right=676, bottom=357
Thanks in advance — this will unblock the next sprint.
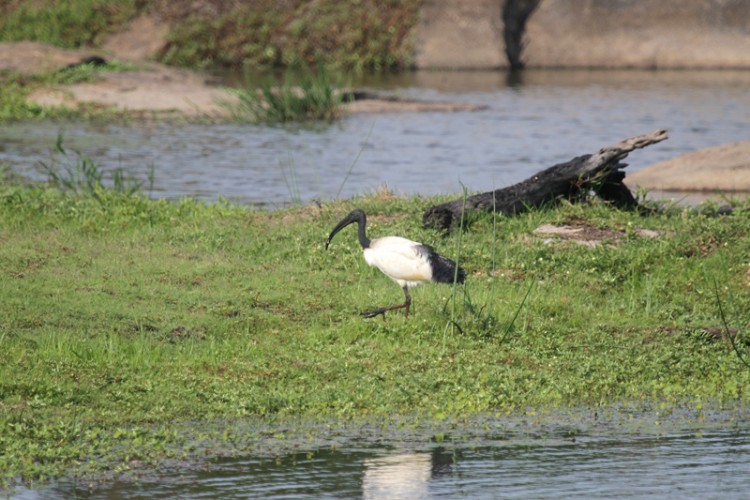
left=1, top=70, right=749, bottom=207
left=10, top=405, right=750, bottom=499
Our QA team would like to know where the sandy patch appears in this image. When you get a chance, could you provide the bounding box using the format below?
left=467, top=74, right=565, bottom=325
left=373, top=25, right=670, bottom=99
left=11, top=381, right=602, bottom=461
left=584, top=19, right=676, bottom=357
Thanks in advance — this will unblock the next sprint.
left=533, top=222, right=664, bottom=247
left=26, top=63, right=230, bottom=117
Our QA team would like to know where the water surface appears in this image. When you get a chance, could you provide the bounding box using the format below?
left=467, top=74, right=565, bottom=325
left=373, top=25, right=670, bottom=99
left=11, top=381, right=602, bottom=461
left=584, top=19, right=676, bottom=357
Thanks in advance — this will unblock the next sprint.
left=11, top=406, right=750, bottom=499
left=1, top=70, right=748, bottom=207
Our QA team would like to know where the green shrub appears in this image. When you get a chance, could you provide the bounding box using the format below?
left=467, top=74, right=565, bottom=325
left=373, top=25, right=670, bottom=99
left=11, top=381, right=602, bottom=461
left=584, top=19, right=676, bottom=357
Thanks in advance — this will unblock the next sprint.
left=0, top=0, right=140, bottom=47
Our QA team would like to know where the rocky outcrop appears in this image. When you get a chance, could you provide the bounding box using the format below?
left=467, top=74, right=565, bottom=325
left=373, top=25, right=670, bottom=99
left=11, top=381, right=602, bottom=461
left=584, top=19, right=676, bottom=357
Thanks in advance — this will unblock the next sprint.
left=414, top=0, right=750, bottom=70
left=1, top=41, right=483, bottom=117
left=525, top=0, right=750, bottom=69
left=414, top=0, right=507, bottom=69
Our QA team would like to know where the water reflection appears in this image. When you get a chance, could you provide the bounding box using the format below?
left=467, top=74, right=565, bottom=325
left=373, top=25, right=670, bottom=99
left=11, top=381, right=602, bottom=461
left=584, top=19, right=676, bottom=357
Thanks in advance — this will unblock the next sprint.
left=363, top=452, right=432, bottom=499
left=12, top=427, right=750, bottom=499
left=362, top=449, right=472, bottom=499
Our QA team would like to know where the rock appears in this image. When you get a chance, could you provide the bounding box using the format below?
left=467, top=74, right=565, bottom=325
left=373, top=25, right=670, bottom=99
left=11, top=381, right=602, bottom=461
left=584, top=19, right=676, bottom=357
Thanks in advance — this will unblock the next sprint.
left=414, top=0, right=506, bottom=70
left=626, top=142, right=750, bottom=192
left=413, top=0, right=750, bottom=70
left=13, top=43, right=484, bottom=117
left=525, top=0, right=750, bottom=69
left=342, top=98, right=486, bottom=113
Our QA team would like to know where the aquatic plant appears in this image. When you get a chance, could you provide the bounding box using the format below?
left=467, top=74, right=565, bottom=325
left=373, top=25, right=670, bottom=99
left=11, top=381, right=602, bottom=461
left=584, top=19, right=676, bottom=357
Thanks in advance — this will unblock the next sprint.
left=224, top=63, right=348, bottom=123
left=38, top=133, right=154, bottom=197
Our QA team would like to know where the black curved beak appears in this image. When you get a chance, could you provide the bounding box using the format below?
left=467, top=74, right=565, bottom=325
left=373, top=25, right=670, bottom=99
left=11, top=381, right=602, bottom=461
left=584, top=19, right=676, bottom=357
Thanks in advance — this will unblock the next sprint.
left=325, top=210, right=363, bottom=250
left=326, top=215, right=354, bottom=250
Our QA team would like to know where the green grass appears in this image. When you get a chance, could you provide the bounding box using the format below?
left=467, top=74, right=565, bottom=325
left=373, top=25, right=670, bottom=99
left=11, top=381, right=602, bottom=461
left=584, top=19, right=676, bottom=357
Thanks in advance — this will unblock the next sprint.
left=1, top=175, right=749, bottom=486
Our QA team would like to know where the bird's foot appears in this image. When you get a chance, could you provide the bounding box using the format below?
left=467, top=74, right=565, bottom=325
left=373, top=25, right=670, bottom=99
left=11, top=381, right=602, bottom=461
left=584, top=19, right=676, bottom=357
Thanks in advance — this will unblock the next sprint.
left=360, top=307, right=387, bottom=319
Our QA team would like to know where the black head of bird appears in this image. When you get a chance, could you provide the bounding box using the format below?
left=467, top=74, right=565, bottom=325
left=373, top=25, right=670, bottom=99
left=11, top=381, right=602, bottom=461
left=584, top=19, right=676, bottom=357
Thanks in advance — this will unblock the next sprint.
left=325, top=208, right=465, bottom=319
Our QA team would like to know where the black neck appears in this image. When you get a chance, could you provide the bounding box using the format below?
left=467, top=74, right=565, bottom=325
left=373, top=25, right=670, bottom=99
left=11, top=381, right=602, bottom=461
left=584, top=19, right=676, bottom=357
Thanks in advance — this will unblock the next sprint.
left=327, top=209, right=372, bottom=251
left=355, top=212, right=371, bottom=249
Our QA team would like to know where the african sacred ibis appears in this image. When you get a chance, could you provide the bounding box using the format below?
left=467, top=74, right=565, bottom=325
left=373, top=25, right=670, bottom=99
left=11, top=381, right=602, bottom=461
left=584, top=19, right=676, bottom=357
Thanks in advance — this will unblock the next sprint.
left=325, top=209, right=465, bottom=318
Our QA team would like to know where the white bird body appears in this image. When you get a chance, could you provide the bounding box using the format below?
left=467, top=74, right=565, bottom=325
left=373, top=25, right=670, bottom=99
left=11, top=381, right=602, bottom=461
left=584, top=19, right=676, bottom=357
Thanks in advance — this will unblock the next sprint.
left=364, top=237, right=433, bottom=288
left=326, top=209, right=465, bottom=318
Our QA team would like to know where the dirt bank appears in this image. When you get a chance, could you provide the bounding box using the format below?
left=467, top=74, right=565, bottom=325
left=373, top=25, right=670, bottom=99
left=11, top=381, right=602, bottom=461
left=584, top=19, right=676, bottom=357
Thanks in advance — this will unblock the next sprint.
left=27, top=63, right=231, bottom=118
left=5, top=1, right=750, bottom=72
left=0, top=41, right=103, bottom=75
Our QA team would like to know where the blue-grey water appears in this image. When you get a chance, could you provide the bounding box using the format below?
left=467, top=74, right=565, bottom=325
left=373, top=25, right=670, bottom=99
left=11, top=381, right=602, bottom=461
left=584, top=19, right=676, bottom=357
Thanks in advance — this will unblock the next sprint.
left=1, top=70, right=749, bottom=207
left=10, top=428, right=750, bottom=500
left=10, top=409, right=750, bottom=499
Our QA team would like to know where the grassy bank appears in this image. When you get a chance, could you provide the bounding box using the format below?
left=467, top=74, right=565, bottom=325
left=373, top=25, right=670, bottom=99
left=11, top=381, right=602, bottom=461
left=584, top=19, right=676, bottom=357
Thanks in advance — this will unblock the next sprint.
left=0, top=0, right=140, bottom=48
left=159, top=0, right=420, bottom=71
left=1, top=178, right=749, bottom=486
left=0, top=0, right=420, bottom=72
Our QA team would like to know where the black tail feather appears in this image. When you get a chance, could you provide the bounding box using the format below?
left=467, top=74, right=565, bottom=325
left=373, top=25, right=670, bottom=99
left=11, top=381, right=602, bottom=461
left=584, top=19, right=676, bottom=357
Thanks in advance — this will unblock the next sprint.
left=428, top=250, right=466, bottom=284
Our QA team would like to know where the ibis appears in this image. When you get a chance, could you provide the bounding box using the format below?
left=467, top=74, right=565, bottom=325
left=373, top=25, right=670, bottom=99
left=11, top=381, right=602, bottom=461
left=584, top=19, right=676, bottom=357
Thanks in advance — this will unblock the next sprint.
left=325, top=209, right=465, bottom=318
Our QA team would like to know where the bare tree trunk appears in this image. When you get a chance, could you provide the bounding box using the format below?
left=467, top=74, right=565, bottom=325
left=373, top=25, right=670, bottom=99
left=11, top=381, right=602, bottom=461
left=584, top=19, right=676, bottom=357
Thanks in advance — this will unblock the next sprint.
left=502, top=0, right=541, bottom=70
left=423, top=129, right=669, bottom=232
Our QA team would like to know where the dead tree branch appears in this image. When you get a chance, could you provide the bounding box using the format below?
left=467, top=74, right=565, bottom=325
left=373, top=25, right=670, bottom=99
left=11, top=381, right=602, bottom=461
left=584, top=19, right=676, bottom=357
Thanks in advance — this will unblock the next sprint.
left=423, top=129, right=669, bottom=231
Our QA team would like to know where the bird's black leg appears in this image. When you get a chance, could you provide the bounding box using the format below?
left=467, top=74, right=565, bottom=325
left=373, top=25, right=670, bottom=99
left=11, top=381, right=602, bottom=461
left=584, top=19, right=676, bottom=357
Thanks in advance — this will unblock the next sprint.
left=361, top=286, right=412, bottom=319
left=403, top=286, right=411, bottom=318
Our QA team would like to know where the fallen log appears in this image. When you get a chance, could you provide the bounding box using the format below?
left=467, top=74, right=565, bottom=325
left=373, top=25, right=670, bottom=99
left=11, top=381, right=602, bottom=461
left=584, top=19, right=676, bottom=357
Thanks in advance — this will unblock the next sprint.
left=423, top=129, right=668, bottom=231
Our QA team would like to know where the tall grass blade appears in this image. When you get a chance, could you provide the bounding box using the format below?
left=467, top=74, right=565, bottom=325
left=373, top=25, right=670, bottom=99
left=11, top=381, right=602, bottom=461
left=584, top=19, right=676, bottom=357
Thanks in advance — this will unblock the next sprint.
left=280, top=152, right=302, bottom=206
left=446, top=185, right=468, bottom=339
left=499, top=281, right=535, bottom=344
left=488, top=188, right=498, bottom=321
left=335, top=119, right=376, bottom=199
left=713, top=279, right=750, bottom=370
